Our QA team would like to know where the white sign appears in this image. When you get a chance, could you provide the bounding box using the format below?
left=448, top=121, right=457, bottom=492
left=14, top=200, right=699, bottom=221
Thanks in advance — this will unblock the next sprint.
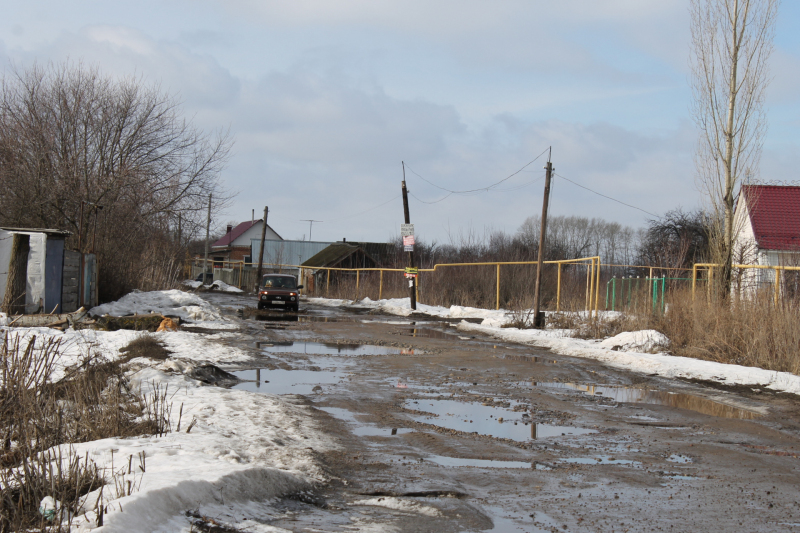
left=404, top=245, right=414, bottom=252
left=400, top=224, right=414, bottom=237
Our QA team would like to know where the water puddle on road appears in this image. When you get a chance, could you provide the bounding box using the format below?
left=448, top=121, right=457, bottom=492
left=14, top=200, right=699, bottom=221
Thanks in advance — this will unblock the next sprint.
left=494, top=354, right=559, bottom=364
left=533, top=382, right=760, bottom=419
left=319, top=407, right=415, bottom=437
left=402, top=328, right=461, bottom=340
left=559, top=456, right=641, bottom=467
left=256, top=341, right=412, bottom=356
left=231, top=367, right=348, bottom=395
left=405, top=399, right=597, bottom=441
left=426, top=455, right=533, bottom=469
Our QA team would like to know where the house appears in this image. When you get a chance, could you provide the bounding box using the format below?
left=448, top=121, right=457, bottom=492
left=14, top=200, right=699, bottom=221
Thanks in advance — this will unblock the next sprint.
left=250, top=239, right=333, bottom=272
left=732, top=184, right=800, bottom=291
left=0, top=227, right=94, bottom=314
left=210, top=219, right=282, bottom=265
left=300, top=241, right=396, bottom=292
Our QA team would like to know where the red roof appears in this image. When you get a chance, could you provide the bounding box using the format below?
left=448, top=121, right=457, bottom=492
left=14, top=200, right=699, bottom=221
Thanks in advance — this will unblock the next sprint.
left=211, top=220, right=260, bottom=248
left=742, top=185, right=800, bottom=251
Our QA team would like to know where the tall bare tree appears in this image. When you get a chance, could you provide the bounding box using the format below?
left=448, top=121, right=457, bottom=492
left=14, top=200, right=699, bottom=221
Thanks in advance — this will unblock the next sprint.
left=0, top=62, right=233, bottom=300
left=690, top=0, right=779, bottom=292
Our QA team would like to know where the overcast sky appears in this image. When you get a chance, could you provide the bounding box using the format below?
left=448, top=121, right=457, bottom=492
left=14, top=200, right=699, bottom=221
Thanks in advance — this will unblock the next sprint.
left=3, top=1, right=800, bottom=243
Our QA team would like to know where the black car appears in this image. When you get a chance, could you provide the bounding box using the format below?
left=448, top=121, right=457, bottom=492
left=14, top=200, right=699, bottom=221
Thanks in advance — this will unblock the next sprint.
left=257, top=274, right=303, bottom=312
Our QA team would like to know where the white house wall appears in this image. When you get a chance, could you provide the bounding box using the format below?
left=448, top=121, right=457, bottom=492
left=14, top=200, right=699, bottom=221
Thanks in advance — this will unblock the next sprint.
left=0, top=230, right=48, bottom=312
left=234, top=222, right=281, bottom=247
left=24, top=232, right=47, bottom=313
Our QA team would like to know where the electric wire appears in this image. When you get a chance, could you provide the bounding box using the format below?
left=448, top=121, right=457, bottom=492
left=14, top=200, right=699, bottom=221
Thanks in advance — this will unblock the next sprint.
left=554, top=172, right=661, bottom=218
left=404, top=146, right=551, bottom=195
left=324, top=194, right=403, bottom=223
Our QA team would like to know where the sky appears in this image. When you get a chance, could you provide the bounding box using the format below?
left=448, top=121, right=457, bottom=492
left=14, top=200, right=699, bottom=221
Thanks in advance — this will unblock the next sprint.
left=2, top=1, right=800, bottom=244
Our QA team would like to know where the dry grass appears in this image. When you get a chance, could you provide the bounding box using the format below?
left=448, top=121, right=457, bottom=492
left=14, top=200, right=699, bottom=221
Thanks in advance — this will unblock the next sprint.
left=0, top=333, right=172, bottom=530
left=557, top=288, right=800, bottom=375
left=118, top=333, right=171, bottom=361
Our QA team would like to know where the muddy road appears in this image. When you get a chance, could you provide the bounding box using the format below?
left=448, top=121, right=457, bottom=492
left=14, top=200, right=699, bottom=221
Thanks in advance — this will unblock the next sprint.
left=202, top=293, right=800, bottom=532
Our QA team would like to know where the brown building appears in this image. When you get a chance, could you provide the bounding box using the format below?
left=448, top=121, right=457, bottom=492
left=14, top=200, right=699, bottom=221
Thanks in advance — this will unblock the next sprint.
left=210, top=220, right=282, bottom=265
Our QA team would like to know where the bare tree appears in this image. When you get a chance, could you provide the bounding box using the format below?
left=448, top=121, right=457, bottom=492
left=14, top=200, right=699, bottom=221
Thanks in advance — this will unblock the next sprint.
left=0, top=62, right=233, bottom=300
left=690, top=0, right=779, bottom=292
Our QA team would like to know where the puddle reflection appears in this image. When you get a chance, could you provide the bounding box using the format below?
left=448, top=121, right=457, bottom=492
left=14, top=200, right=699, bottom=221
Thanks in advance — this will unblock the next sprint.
left=533, top=382, right=760, bottom=419
left=406, top=399, right=596, bottom=441
left=260, top=341, right=410, bottom=356
left=427, top=455, right=533, bottom=469
left=231, top=367, right=347, bottom=395
left=403, top=328, right=460, bottom=340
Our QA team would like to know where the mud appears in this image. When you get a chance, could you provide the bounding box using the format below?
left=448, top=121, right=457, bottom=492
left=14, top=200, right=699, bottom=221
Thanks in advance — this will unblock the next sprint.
left=202, top=294, right=800, bottom=532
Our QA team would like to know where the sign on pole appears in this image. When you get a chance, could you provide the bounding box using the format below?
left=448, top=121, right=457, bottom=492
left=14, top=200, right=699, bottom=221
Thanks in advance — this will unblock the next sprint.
left=400, top=224, right=414, bottom=237
left=403, top=235, right=415, bottom=252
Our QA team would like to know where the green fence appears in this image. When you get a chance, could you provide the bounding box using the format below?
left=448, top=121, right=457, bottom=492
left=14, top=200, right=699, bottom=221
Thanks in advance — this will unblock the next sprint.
left=605, top=277, right=693, bottom=313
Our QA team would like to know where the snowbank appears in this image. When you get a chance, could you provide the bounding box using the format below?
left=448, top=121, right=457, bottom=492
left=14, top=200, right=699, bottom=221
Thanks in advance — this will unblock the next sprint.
left=67, top=368, right=336, bottom=532
left=182, top=280, right=244, bottom=293
left=306, top=296, right=800, bottom=395
left=306, top=296, right=508, bottom=323
left=599, top=330, right=669, bottom=353
left=457, top=321, right=800, bottom=395
left=89, top=290, right=234, bottom=328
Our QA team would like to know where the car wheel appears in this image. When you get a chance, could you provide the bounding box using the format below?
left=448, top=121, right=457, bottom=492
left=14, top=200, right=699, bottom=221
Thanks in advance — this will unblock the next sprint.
left=291, top=305, right=299, bottom=313
left=257, top=303, right=264, bottom=310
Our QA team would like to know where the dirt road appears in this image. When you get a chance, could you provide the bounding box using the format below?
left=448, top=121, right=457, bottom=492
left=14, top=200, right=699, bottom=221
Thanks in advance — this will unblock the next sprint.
left=203, top=293, right=800, bottom=532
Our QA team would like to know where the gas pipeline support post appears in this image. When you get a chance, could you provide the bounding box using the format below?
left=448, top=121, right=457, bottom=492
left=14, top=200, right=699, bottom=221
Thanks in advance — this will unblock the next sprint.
left=401, top=162, right=417, bottom=310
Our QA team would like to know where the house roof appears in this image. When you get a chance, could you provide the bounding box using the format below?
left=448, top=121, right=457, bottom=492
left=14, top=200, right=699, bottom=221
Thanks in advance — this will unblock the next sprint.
left=301, top=243, right=369, bottom=268
left=0, top=227, right=72, bottom=237
left=211, top=220, right=282, bottom=249
left=741, top=185, right=800, bottom=251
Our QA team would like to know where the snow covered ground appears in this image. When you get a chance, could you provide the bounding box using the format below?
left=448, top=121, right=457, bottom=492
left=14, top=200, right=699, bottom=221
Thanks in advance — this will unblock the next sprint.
left=0, top=290, right=336, bottom=532
left=90, top=289, right=236, bottom=329
left=306, top=296, right=800, bottom=395
left=183, top=279, right=244, bottom=293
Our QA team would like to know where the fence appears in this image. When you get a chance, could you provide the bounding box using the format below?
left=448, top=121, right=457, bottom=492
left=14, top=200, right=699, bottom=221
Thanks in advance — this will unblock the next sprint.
left=193, top=258, right=800, bottom=316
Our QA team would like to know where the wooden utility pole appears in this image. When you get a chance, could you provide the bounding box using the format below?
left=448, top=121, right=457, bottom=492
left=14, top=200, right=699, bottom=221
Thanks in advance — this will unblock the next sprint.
left=256, top=206, right=269, bottom=289
left=401, top=162, right=417, bottom=310
left=202, top=195, right=212, bottom=283
left=532, top=151, right=553, bottom=328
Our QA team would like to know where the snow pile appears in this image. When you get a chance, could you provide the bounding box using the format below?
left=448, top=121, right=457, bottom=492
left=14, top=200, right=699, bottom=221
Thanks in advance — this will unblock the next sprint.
left=457, top=321, right=800, bottom=395
left=306, top=296, right=509, bottom=323
left=182, top=280, right=244, bottom=293
left=89, top=289, right=231, bottom=327
left=306, top=296, right=800, bottom=395
left=66, top=367, right=335, bottom=532
left=352, top=496, right=442, bottom=517
left=599, top=330, right=669, bottom=353
left=209, top=280, right=243, bottom=293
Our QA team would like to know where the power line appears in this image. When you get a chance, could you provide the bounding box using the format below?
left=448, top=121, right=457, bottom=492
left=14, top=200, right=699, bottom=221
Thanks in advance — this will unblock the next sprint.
left=554, top=172, right=661, bottom=219
left=404, top=146, right=551, bottom=195
left=324, top=194, right=402, bottom=223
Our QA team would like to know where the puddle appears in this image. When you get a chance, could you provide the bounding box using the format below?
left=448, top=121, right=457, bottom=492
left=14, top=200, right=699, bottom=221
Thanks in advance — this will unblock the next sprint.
left=559, top=456, right=641, bottom=466
left=231, top=367, right=347, bottom=395
left=405, top=399, right=597, bottom=441
left=426, top=455, right=533, bottom=469
left=667, top=454, right=693, bottom=464
left=666, top=474, right=699, bottom=480
left=320, top=407, right=415, bottom=437
left=495, top=354, right=558, bottom=364
left=403, top=328, right=460, bottom=340
left=259, top=341, right=411, bottom=356
left=533, top=382, right=760, bottom=419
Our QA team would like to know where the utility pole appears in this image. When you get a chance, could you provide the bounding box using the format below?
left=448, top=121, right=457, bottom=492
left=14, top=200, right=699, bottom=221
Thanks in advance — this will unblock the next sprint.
left=203, top=194, right=212, bottom=283
left=401, top=162, right=417, bottom=310
left=532, top=150, right=553, bottom=328
left=256, top=206, right=269, bottom=289
left=300, top=220, right=322, bottom=241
